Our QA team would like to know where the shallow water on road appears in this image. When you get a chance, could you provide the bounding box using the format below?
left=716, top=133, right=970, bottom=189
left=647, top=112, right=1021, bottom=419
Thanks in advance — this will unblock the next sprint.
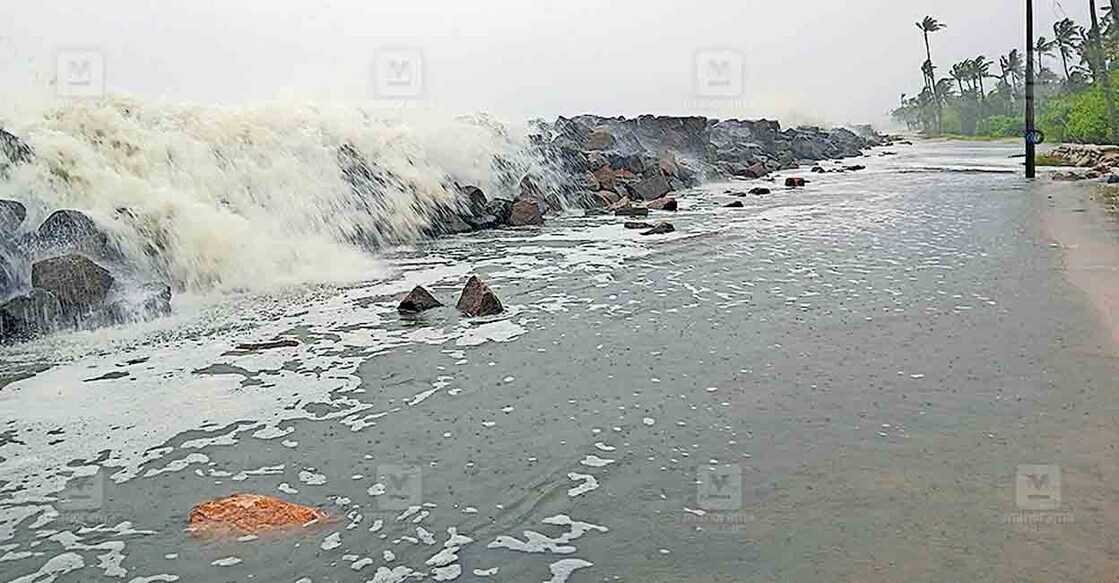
left=3, top=141, right=1118, bottom=582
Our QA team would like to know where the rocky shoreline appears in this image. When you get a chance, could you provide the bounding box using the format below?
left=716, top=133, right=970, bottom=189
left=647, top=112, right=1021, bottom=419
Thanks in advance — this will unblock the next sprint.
left=0, top=116, right=895, bottom=343
left=1044, top=144, right=1119, bottom=182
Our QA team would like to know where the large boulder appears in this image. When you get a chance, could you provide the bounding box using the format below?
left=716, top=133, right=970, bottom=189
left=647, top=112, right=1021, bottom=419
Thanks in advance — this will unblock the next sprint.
left=30, top=254, right=114, bottom=319
left=0, top=200, right=26, bottom=235
left=0, top=289, right=62, bottom=343
left=508, top=199, right=544, bottom=227
left=633, top=171, right=671, bottom=201
left=456, top=275, right=503, bottom=317
left=36, top=210, right=113, bottom=259
left=485, top=199, right=513, bottom=225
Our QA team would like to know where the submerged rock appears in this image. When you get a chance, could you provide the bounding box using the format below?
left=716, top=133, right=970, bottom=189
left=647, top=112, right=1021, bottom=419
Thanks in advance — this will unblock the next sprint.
left=624, top=221, right=655, bottom=230
left=640, top=222, right=675, bottom=236
left=508, top=200, right=544, bottom=227
left=615, top=207, right=650, bottom=217
left=0, top=200, right=26, bottom=235
left=456, top=275, right=503, bottom=317
left=236, top=339, right=300, bottom=351
left=30, top=254, right=114, bottom=320
left=646, top=197, right=678, bottom=211
left=749, top=187, right=771, bottom=195
left=785, top=177, right=807, bottom=187
left=189, top=493, right=327, bottom=538
left=724, top=201, right=745, bottom=208
left=398, top=285, right=443, bottom=314
left=0, top=289, right=62, bottom=343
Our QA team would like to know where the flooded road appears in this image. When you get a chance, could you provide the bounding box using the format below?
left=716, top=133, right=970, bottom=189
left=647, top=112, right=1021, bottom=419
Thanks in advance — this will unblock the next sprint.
left=3, top=140, right=1118, bottom=582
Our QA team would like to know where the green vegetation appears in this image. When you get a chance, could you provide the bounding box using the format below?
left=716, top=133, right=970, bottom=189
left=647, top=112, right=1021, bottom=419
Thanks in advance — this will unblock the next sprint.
left=1034, top=152, right=1065, bottom=166
left=894, top=7, right=1119, bottom=144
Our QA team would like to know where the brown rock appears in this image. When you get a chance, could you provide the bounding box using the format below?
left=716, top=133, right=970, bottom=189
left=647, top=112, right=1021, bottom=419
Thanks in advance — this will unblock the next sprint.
left=658, top=152, right=679, bottom=177
left=398, top=286, right=442, bottom=314
left=593, top=167, right=617, bottom=192
left=456, top=275, right=503, bottom=317
left=785, top=177, right=807, bottom=187
left=640, top=222, right=675, bottom=236
left=189, top=493, right=327, bottom=538
left=646, top=197, right=678, bottom=211
left=749, top=187, right=771, bottom=195
left=624, top=221, right=654, bottom=230
left=586, top=129, right=615, bottom=151
left=509, top=200, right=544, bottom=226
left=607, top=196, right=633, bottom=211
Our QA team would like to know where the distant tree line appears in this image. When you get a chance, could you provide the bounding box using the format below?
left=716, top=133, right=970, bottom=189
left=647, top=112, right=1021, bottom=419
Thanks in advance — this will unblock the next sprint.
left=894, top=3, right=1119, bottom=144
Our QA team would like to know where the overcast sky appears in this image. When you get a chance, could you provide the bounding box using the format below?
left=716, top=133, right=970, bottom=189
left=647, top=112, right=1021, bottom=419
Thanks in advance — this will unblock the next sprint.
left=0, top=0, right=1094, bottom=126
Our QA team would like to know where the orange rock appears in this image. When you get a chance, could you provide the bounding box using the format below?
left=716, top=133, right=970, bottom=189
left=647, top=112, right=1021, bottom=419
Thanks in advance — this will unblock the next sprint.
left=188, top=493, right=327, bottom=537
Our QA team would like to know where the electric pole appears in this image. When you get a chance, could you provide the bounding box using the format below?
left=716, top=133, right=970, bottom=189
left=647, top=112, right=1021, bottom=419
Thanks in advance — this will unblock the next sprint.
left=1026, top=0, right=1036, bottom=178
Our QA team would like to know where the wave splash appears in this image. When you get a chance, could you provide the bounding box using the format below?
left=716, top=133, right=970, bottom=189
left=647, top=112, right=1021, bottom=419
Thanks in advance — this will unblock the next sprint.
left=0, top=98, right=549, bottom=291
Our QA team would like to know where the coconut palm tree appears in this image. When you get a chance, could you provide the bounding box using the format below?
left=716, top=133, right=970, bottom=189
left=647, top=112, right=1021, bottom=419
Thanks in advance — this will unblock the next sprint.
left=973, top=55, right=993, bottom=100
left=1000, top=49, right=1025, bottom=91
left=1053, top=18, right=1080, bottom=81
left=950, top=61, right=970, bottom=95
left=916, top=16, right=947, bottom=132
left=1035, top=36, right=1057, bottom=78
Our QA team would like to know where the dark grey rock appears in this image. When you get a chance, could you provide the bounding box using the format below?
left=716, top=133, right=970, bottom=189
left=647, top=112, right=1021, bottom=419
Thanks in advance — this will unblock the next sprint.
left=36, top=210, right=113, bottom=259
left=30, top=254, right=114, bottom=319
left=633, top=171, right=671, bottom=201
left=0, top=289, right=61, bottom=342
left=0, top=129, right=33, bottom=170
left=640, top=222, right=675, bottom=236
left=0, top=200, right=26, bottom=235
left=485, top=199, right=513, bottom=225
left=398, top=285, right=443, bottom=314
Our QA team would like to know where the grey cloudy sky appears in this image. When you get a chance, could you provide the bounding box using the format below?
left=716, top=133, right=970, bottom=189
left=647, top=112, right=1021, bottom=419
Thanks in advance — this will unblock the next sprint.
left=0, top=0, right=1093, bottom=126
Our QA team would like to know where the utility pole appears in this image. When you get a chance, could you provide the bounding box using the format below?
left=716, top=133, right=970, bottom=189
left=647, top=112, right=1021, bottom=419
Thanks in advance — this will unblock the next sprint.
left=1026, top=0, right=1036, bottom=178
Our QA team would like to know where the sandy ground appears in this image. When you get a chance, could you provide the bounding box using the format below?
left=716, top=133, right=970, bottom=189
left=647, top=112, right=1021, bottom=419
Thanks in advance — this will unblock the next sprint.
left=1032, top=177, right=1119, bottom=581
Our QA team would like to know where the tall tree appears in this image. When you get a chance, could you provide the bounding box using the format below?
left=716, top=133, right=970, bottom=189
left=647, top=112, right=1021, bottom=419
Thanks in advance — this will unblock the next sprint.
left=917, top=16, right=947, bottom=132
left=951, top=61, right=969, bottom=94
left=1090, top=0, right=1119, bottom=141
left=1035, top=36, right=1057, bottom=76
left=1053, top=18, right=1080, bottom=81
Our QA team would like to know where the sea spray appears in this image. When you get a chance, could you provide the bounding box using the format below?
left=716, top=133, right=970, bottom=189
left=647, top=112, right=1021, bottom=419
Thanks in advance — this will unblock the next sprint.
left=0, top=98, right=552, bottom=292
